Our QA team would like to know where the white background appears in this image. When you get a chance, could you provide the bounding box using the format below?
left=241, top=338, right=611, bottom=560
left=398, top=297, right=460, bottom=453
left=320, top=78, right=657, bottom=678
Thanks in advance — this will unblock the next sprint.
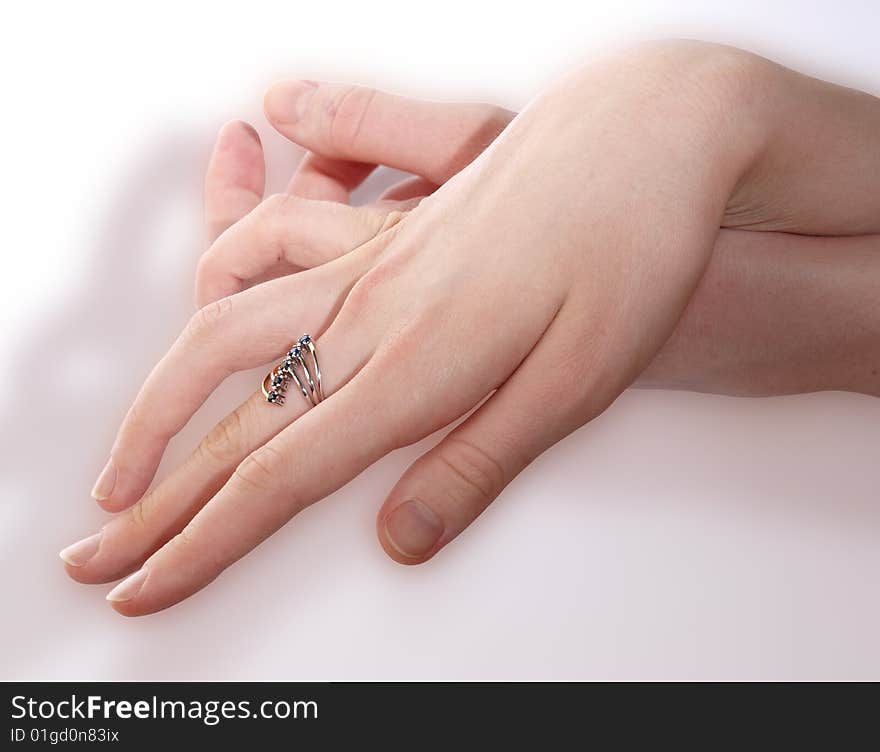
left=2, top=1, right=878, bottom=680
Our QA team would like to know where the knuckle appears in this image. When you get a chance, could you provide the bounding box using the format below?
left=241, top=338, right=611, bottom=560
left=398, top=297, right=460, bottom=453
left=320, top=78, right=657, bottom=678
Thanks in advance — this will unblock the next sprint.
left=376, top=320, right=426, bottom=380
left=257, top=193, right=293, bottom=245
left=343, top=260, right=397, bottom=315
left=123, top=399, right=151, bottom=436
left=433, top=436, right=506, bottom=504
left=164, top=524, right=199, bottom=560
left=257, top=193, right=301, bottom=264
left=160, top=520, right=226, bottom=578
left=440, top=104, right=511, bottom=177
left=185, top=295, right=235, bottom=344
left=362, top=320, right=440, bottom=448
left=326, top=85, right=377, bottom=152
left=349, top=206, right=391, bottom=246
left=376, top=208, right=407, bottom=235
left=128, top=498, right=150, bottom=532
left=469, top=104, right=511, bottom=147
left=122, top=399, right=173, bottom=447
left=261, top=192, right=293, bottom=220
left=232, top=443, right=286, bottom=493
left=200, top=407, right=248, bottom=465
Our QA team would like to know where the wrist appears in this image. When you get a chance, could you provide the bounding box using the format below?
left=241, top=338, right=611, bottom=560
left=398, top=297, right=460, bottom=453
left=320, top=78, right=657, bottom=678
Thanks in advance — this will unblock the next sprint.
left=549, top=40, right=773, bottom=200
left=639, top=231, right=880, bottom=398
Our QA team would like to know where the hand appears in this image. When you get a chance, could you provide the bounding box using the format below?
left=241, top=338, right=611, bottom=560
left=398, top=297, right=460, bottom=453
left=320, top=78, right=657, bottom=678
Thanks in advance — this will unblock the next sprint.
left=62, top=41, right=880, bottom=615
left=195, top=83, right=514, bottom=306
left=204, top=77, right=880, bottom=398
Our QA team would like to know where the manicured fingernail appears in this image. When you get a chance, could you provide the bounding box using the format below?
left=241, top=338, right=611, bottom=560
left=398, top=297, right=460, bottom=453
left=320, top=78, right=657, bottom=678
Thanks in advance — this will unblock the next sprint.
left=264, top=80, right=318, bottom=124
left=91, top=459, right=117, bottom=501
left=384, top=500, right=444, bottom=558
left=59, top=532, right=103, bottom=567
left=106, top=568, right=148, bottom=603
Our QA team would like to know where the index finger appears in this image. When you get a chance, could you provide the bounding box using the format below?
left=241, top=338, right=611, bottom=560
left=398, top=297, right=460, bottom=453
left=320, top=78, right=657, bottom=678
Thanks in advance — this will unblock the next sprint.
left=204, top=120, right=265, bottom=242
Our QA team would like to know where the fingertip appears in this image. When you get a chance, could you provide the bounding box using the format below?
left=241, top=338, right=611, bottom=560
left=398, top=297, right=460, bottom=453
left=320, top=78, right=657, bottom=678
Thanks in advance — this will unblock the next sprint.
left=205, top=120, right=265, bottom=243
left=263, top=80, right=318, bottom=129
left=105, top=568, right=208, bottom=617
left=107, top=601, right=145, bottom=618
left=62, top=559, right=91, bottom=583
left=62, top=557, right=126, bottom=587
left=216, top=119, right=261, bottom=148
left=95, top=495, right=134, bottom=513
left=103, top=569, right=155, bottom=617
left=91, top=461, right=140, bottom=510
left=63, top=561, right=105, bottom=585
left=378, top=534, right=432, bottom=566
left=377, top=498, right=444, bottom=565
left=232, top=119, right=261, bottom=144
left=207, top=119, right=265, bottom=185
left=61, top=535, right=139, bottom=586
left=93, top=473, right=148, bottom=512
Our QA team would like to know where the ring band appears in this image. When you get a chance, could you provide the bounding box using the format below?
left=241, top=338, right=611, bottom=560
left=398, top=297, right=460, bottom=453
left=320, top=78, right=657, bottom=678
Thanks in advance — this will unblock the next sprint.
left=261, top=334, right=324, bottom=408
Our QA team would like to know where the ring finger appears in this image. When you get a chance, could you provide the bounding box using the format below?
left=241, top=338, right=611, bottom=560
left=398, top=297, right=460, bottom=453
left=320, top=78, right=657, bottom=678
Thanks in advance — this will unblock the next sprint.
left=62, top=317, right=370, bottom=584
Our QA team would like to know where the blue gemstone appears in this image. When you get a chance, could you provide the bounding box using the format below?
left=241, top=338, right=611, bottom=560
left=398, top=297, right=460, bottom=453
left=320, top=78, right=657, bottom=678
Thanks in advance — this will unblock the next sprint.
left=299, top=334, right=311, bottom=345
left=268, top=391, right=278, bottom=401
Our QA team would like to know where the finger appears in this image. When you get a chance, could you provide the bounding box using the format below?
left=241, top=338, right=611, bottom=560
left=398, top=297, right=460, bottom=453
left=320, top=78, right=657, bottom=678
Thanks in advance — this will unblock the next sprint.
left=101, top=267, right=561, bottom=615
left=376, top=304, right=592, bottom=564
left=101, top=323, right=463, bottom=616
left=93, top=242, right=380, bottom=513
left=195, top=193, right=403, bottom=307
left=204, top=121, right=265, bottom=242
left=63, top=313, right=371, bottom=584
left=286, top=152, right=375, bottom=201
left=264, top=80, right=515, bottom=184
left=66, top=394, right=287, bottom=583
left=100, top=359, right=394, bottom=615
left=379, top=176, right=437, bottom=203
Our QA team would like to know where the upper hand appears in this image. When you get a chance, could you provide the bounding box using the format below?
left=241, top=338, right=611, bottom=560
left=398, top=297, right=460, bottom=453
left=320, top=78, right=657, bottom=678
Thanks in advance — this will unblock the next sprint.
left=62, top=41, right=880, bottom=615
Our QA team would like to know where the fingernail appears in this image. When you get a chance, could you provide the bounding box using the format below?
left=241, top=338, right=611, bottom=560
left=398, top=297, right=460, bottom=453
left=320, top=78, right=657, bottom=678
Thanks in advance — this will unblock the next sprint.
left=91, top=459, right=117, bottom=501
left=106, top=568, right=148, bottom=603
left=59, top=532, right=103, bottom=567
left=384, top=500, right=444, bottom=558
left=265, top=80, right=318, bottom=124
left=232, top=119, right=260, bottom=144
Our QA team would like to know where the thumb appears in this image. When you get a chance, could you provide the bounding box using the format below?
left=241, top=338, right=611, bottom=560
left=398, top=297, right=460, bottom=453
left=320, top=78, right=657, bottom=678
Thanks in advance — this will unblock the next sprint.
left=377, top=307, right=590, bottom=564
left=263, top=81, right=515, bottom=185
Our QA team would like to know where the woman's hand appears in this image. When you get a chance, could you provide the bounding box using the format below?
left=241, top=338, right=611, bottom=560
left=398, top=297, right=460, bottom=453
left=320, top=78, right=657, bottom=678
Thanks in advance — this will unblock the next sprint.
left=205, top=72, right=880, bottom=399
left=62, top=41, right=880, bottom=615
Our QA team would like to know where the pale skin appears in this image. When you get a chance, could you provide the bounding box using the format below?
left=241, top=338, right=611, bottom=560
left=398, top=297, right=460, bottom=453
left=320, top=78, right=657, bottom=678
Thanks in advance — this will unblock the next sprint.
left=60, top=41, right=880, bottom=615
